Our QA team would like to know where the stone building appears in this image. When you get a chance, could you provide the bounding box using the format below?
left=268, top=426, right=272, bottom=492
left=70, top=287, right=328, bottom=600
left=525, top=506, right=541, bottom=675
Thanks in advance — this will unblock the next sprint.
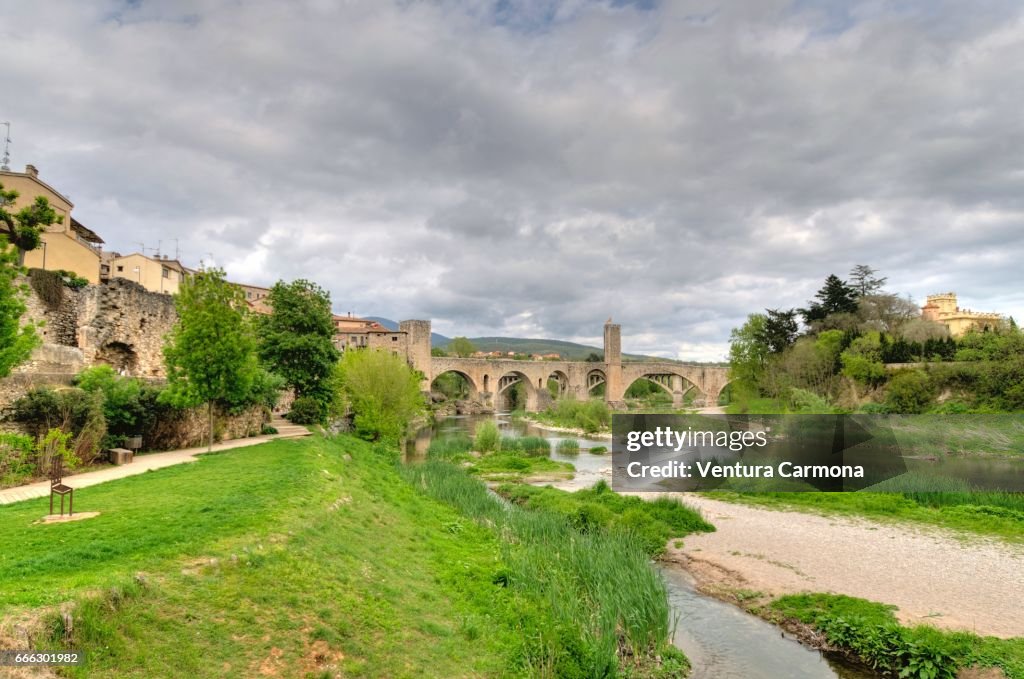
left=2, top=164, right=105, bottom=283
left=921, top=293, right=1005, bottom=337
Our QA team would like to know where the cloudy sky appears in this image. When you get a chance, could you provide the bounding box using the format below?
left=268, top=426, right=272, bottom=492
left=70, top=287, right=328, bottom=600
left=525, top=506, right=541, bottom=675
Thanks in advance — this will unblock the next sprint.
left=3, top=0, right=1023, bottom=360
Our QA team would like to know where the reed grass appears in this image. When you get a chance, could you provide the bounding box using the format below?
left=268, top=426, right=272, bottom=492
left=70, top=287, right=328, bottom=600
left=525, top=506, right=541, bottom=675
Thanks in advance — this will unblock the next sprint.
left=399, top=462, right=686, bottom=675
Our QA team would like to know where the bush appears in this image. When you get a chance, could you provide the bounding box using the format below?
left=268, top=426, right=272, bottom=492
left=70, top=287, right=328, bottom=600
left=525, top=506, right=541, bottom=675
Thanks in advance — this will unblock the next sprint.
left=0, top=433, right=36, bottom=486
left=885, top=370, right=936, bottom=414
left=260, top=424, right=278, bottom=435
left=11, top=387, right=106, bottom=464
left=473, top=420, right=501, bottom=453
left=286, top=396, right=323, bottom=425
left=588, top=445, right=608, bottom=455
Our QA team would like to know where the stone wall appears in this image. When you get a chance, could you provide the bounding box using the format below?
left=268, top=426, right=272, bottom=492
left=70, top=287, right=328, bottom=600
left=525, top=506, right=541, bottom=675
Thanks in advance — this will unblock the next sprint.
left=20, top=276, right=177, bottom=378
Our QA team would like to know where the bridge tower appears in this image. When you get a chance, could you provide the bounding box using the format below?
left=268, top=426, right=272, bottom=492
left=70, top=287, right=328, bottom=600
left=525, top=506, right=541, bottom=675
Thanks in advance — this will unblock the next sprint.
left=400, top=319, right=432, bottom=389
left=603, top=318, right=625, bottom=407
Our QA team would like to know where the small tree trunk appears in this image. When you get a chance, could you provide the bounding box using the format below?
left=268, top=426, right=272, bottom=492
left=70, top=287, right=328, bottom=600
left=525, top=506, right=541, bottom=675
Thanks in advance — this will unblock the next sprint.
left=208, top=401, right=214, bottom=452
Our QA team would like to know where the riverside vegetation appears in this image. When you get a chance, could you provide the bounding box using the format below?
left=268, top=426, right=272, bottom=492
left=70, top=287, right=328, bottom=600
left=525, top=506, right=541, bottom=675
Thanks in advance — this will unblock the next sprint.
left=0, top=432, right=711, bottom=678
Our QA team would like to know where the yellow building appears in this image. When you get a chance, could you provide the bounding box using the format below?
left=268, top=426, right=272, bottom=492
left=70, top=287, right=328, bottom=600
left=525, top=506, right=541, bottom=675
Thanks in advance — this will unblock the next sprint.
left=109, top=253, right=189, bottom=295
left=921, top=293, right=1004, bottom=337
left=2, top=164, right=104, bottom=283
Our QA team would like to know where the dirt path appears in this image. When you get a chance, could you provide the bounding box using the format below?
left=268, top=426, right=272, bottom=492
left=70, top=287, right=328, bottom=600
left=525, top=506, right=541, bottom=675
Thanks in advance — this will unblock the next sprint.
left=666, top=494, right=1024, bottom=639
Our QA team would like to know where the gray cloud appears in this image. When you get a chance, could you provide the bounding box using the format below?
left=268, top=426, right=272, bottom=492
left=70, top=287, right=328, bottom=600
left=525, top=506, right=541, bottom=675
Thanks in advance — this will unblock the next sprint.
left=3, top=0, right=1023, bottom=361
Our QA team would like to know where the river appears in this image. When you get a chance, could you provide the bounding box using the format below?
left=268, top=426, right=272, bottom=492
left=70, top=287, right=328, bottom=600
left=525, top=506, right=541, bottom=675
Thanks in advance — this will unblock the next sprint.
left=408, top=413, right=879, bottom=679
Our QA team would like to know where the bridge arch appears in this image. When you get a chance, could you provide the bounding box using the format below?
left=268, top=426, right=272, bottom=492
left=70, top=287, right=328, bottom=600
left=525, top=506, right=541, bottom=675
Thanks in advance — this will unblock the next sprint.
left=496, top=369, right=540, bottom=411
left=624, top=372, right=700, bottom=408
left=546, top=369, right=570, bottom=398
left=430, top=369, right=480, bottom=400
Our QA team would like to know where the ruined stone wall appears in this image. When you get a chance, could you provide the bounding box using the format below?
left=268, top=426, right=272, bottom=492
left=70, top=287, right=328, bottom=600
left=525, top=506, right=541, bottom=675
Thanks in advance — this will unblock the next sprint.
left=19, top=276, right=177, bottom=378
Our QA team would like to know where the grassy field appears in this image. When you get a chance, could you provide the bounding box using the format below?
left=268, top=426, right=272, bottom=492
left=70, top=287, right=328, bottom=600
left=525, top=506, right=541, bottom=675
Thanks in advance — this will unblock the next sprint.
left=0, top=436, right=569, bottom=677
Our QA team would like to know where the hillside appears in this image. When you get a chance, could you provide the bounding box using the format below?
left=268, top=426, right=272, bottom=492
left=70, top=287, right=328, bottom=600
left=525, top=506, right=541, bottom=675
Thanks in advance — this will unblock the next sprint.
left=366, top=317, right=728, bottom=362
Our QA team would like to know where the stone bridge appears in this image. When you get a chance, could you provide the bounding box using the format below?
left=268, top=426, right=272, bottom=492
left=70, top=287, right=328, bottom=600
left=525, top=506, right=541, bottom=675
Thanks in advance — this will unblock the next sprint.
left=422, top=321, right=730, bottom=412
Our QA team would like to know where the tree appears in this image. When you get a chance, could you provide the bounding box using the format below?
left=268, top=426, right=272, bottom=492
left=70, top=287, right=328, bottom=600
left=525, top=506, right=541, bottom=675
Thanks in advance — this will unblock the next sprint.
left=0, top=238, right=39, bottom=378
left=848, top=264, right=887, bottom=297
left=257, top=279, right=340, bottom=422
left=0, top=182, right=60, bottom=263
left=163, top=268, right=258, bottom=451
left=763, top=308, right=799, bottom=354
left=728, top=313, right=770, bottom=391
left=801, top=274, right=859, bottom=324
left=585, top=352, right=603, bottom=363
left=448, top=336, right=476, bottom=358
left=856, top=293, right=919, bottom=334
left=335, top=348, right=424, bottom=441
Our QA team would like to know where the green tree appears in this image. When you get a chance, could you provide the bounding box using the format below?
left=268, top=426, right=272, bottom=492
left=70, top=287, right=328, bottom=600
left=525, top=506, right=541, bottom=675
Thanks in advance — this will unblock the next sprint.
left=801, top=274, right=859, bottom=324
left=763, top=308, right=799, bottom=354
left=335, top=349, right=424, bottom=441
left=257, top=279, right=339, bottom=422
left=840, top=332, right=886, bottom=387
left=448, top=336, right=476, bottom=358
left=585, top=352, right=603, bottom=363
left=0, top=182, right=60, bottom=263
left=163, top=268, right=258, bottom=450
left=847, top=264, right=887, bottom=297
left=0, top=239, right=39, bottom=378
left=728, top=313, right=769, bottom=391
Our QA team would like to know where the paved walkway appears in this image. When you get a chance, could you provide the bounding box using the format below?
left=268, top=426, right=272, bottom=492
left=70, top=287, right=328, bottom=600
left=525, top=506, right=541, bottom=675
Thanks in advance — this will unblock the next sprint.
left=0, top=418, right=310, bottom=506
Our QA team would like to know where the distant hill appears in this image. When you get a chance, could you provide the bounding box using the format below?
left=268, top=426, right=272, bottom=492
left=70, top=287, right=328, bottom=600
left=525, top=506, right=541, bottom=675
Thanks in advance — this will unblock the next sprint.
left=365, top=317, right=452, bottom=346
left=364, top=318, right=724, bottom=364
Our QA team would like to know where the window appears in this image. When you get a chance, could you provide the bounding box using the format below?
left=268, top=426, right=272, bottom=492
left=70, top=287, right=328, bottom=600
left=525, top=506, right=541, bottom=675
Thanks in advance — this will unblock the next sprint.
left=247, top=292, right=252, bottom=299
left=162, top=267, right=170, bottom=278
left=117, top=265, right=124, bottom=272
left=392, top=336, right=398, bottom=341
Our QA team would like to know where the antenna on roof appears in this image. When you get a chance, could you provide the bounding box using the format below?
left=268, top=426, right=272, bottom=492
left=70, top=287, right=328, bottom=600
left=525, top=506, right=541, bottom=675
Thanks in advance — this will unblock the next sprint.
left=1, top=122, right=11, bottom=171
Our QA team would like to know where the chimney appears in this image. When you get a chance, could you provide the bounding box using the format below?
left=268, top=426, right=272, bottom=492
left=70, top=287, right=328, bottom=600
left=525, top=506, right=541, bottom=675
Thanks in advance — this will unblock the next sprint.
left=25, top=164, right=38, bottom=178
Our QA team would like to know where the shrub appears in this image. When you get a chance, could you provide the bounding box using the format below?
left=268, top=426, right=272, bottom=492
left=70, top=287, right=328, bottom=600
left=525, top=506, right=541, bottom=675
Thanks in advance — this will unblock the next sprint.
left=473, top=420, right=501, bottom=453
left=0, top=433, right=36, bottom=485
left=286, top=396, right=323, bottom=425
left=11, top=387, right=106, bottom=464
left=588, top=445, right=608, bottom=455
left=498, top=436, right=523, bottom=453
left=260, top=424, right=278, bottom=435
left=885, top=370, right=936, bottom=414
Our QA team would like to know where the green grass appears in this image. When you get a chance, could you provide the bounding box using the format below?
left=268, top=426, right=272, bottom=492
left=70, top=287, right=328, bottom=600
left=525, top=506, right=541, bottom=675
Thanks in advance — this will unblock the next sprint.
left=768, top=593, right=1024, bottom=678
left=708, top=471, right=1024, bottom=542
left=426, top=433, right=571, bottom=482
left=399, top=462, right=691, bottom=677
left=531, top=398, right=611, bottom=433
left=0, top=436, right=582, bottom=677
left=555, top=439, right=580, bottom=455
left=498, top=480, right=714, bottom=556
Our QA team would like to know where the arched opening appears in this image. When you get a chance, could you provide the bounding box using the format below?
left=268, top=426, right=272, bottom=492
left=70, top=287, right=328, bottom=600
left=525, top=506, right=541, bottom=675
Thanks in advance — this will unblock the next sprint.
left=547, top=370, right=569, bottom=399
left=430, top=370, right=477, bottom=402
left=96, top=341, right=139, bottom=375
left=586, top=369, right=606, bottom=397
left=496, top=371, right=535, bottom=412
left=483, top=374, right=490, bottom=392
left=624, top=373, right=700, bottom=410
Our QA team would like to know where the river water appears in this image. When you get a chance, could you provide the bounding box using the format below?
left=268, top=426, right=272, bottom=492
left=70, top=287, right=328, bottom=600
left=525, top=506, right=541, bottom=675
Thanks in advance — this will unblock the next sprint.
left=409, top=414, right=879, bottom=679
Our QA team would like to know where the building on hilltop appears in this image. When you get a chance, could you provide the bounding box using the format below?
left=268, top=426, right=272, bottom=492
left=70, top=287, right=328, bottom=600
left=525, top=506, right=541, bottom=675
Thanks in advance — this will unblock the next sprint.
left=921, top=292, right=1005, bottom=337
left=108, top=252, right=190, bottom=295
left=333, top=313, right=393, bottom=351
left=2, top=164, right=105, bottom=283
